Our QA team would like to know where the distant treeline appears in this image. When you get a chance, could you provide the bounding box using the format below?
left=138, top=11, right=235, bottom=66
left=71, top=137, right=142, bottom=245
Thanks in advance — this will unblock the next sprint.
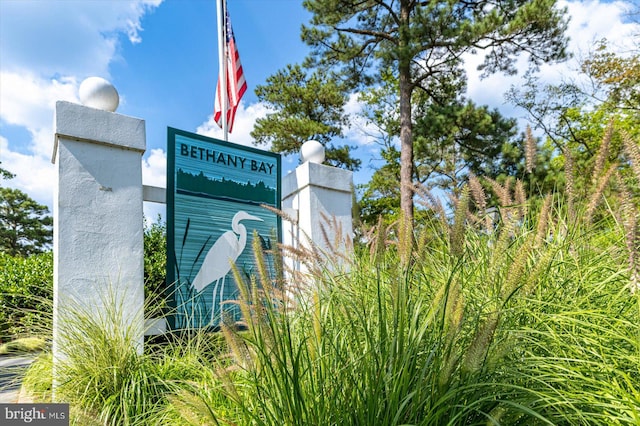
left=177, top=169, right=276, bottom=204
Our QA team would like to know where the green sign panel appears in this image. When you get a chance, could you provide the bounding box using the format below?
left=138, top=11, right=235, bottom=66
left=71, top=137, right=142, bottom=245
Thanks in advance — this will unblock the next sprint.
left=167, top=128, right=281, bottom=329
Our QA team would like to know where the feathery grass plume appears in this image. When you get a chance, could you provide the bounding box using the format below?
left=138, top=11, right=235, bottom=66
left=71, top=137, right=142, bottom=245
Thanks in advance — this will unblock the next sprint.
left=230, top=263, right=254, bottom=331
left=521, top=243, right=557, bottom=296
left=631, top=269, right=640, bottom=294
left=619, top=182, right=640, bottom=293
left=220, top=316, right=248, bottom=368
left=415, top=183, right=448, bottom=232
left=461, top=311, right=500, bottom=376
left=484, top=177, right=520, bottom=272
left=268, top=230, right=286, bottom=292
left=278, top=243, right=324, bottom=286
left=585, top=165, right=616, bottom=224
left=468, top=173, right=492, bottom=232
left=252, top=232, right=274, bottom=298
left=514, top=179, right=527, bottom=219
left=319, top=211, right=353, bottom=267
left=486, top=177, right=514, bottom=221
left=437, top=350, right=461, bottom=393
left=398, top=208, right=413, bottom=267
left=260, top=203, right=298, bottom=226
left=368, top=215, right=387, bottom=264
left=437, top=272, right=464, bottom=392
left=231, top=267, right=279, bottom=370
left=488, top=216, right=520, bottom=284
left=309, top=290, right=322, bottom=363
left=450, top=186, right=469, bottom=259
left=564, top=147, right=576, bottom=225
left=166, top=389, right=220, bottom=426
left=487, top=177, right=512, bottom=207
left=319, top=211, right=338, bottom=256
left=444, top=278, right=465, bottom=340
left=500, top=237, right=534, bottom=301
left=592, top=119, right=614, bottom=186
left=468, top=173, right=487, bottom=211
left=621, top=130, right=640, bottom=185
left=275, top=203, right=328, bottom=282
left=525, top=124, right=537, bottom=174
left=534, top=194, right=553, bottom=248
left=396, top=181, right=418, bottom=266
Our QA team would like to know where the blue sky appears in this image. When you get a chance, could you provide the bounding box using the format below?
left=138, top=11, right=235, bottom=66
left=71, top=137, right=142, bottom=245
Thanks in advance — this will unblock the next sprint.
left=0, top=0, right=638, bottom=221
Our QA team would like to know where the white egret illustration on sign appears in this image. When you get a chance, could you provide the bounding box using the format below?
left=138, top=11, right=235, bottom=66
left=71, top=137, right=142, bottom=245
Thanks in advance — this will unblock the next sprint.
left=190, top=210, right=263, bottom=323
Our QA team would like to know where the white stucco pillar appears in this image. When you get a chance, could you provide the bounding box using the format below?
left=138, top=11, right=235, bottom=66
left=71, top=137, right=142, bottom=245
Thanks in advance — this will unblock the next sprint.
left=281, top=161, right=353, bottom=278
left=52, top=101, right=146, bottom=371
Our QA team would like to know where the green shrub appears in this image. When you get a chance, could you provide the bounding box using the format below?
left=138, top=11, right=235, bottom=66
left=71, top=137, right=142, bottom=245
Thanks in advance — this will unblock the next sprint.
left=144, top=218, right=167, bottom=318
left=0, top=218, right=167, bottom=341
left=0, top=251, right=52, bottom=339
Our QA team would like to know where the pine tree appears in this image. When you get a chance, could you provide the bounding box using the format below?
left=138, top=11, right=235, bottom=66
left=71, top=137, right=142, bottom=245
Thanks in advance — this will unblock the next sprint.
left=301, top=0, right=569, bottom=227
left=0, top=162, right=52, bottom=256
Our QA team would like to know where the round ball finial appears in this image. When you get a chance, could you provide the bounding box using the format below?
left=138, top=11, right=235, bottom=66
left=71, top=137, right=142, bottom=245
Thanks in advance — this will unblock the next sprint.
left=79, top=77, right=119, bottom=112
left=300, top=140, right=325, bottom=164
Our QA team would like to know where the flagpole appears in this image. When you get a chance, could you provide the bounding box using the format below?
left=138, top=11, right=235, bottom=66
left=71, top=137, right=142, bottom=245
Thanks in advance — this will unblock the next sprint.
left=216, top=0, right=228, bottom=141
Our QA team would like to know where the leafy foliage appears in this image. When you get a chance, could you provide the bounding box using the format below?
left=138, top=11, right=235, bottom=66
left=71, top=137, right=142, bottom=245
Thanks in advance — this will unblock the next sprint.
left=506, top=40, right=640, bottom=203
left=0, top=187, right=52, bottom=256
left=358, top=146, right=402, bottom=225
left=582, top=39, right=640, bottom=112
left=144, top=217, right=167, bottom=317
left=0, top=251, right=52, bottom=339
left=0, top=161, right=15, bottom=180
left=252, top=64, right=361, bottom=170
left=413, top=100, right=519, bottom=187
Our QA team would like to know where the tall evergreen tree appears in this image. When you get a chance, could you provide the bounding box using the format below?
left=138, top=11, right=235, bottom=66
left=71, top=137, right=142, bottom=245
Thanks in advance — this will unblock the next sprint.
left=413, top=99, right=519, bottom=190
left=301, top=0, right=569, bottom=226
left=0, top=162, right=52, bottom=256
left=252, top=64, right=361, bottom=170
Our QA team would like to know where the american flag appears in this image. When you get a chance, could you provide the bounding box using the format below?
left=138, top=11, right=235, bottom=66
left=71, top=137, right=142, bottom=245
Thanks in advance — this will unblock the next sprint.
left=214, top=8, right=247, bottom=133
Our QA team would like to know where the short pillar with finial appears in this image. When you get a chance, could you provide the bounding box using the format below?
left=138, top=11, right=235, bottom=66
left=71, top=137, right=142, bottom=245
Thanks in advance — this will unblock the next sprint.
left=51, top=77, right=146, bottom=392
left=281, top=141, right=354, bottom=278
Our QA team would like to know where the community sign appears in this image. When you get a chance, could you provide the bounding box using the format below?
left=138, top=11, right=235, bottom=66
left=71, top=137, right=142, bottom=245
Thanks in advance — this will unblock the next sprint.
left=167, top=128, right=281, bottom=329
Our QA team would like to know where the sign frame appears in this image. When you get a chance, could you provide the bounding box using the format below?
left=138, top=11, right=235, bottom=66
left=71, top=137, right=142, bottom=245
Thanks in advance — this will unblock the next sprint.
left=166, top=127, right=281, bottom=330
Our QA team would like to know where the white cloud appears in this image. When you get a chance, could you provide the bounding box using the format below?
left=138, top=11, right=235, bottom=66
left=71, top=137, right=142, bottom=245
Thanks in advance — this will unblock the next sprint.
left=0, top=0, right=161, bottom=77
left=465, top=0, right=640, bottom=117
left=0, top=73, right=78, bottom=130
left=142, top=148, right=167, bottom=188
left=343, top=93, right=381, bottom=146
left=196, top=101, right=270, bottom=148
left=0, top=0, right=162, bottom=210
left=1, top=72, right=79, bottom=160
left=560, top=0, right=637, bottom=53
left=0, top=136, right=55, bottom=207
